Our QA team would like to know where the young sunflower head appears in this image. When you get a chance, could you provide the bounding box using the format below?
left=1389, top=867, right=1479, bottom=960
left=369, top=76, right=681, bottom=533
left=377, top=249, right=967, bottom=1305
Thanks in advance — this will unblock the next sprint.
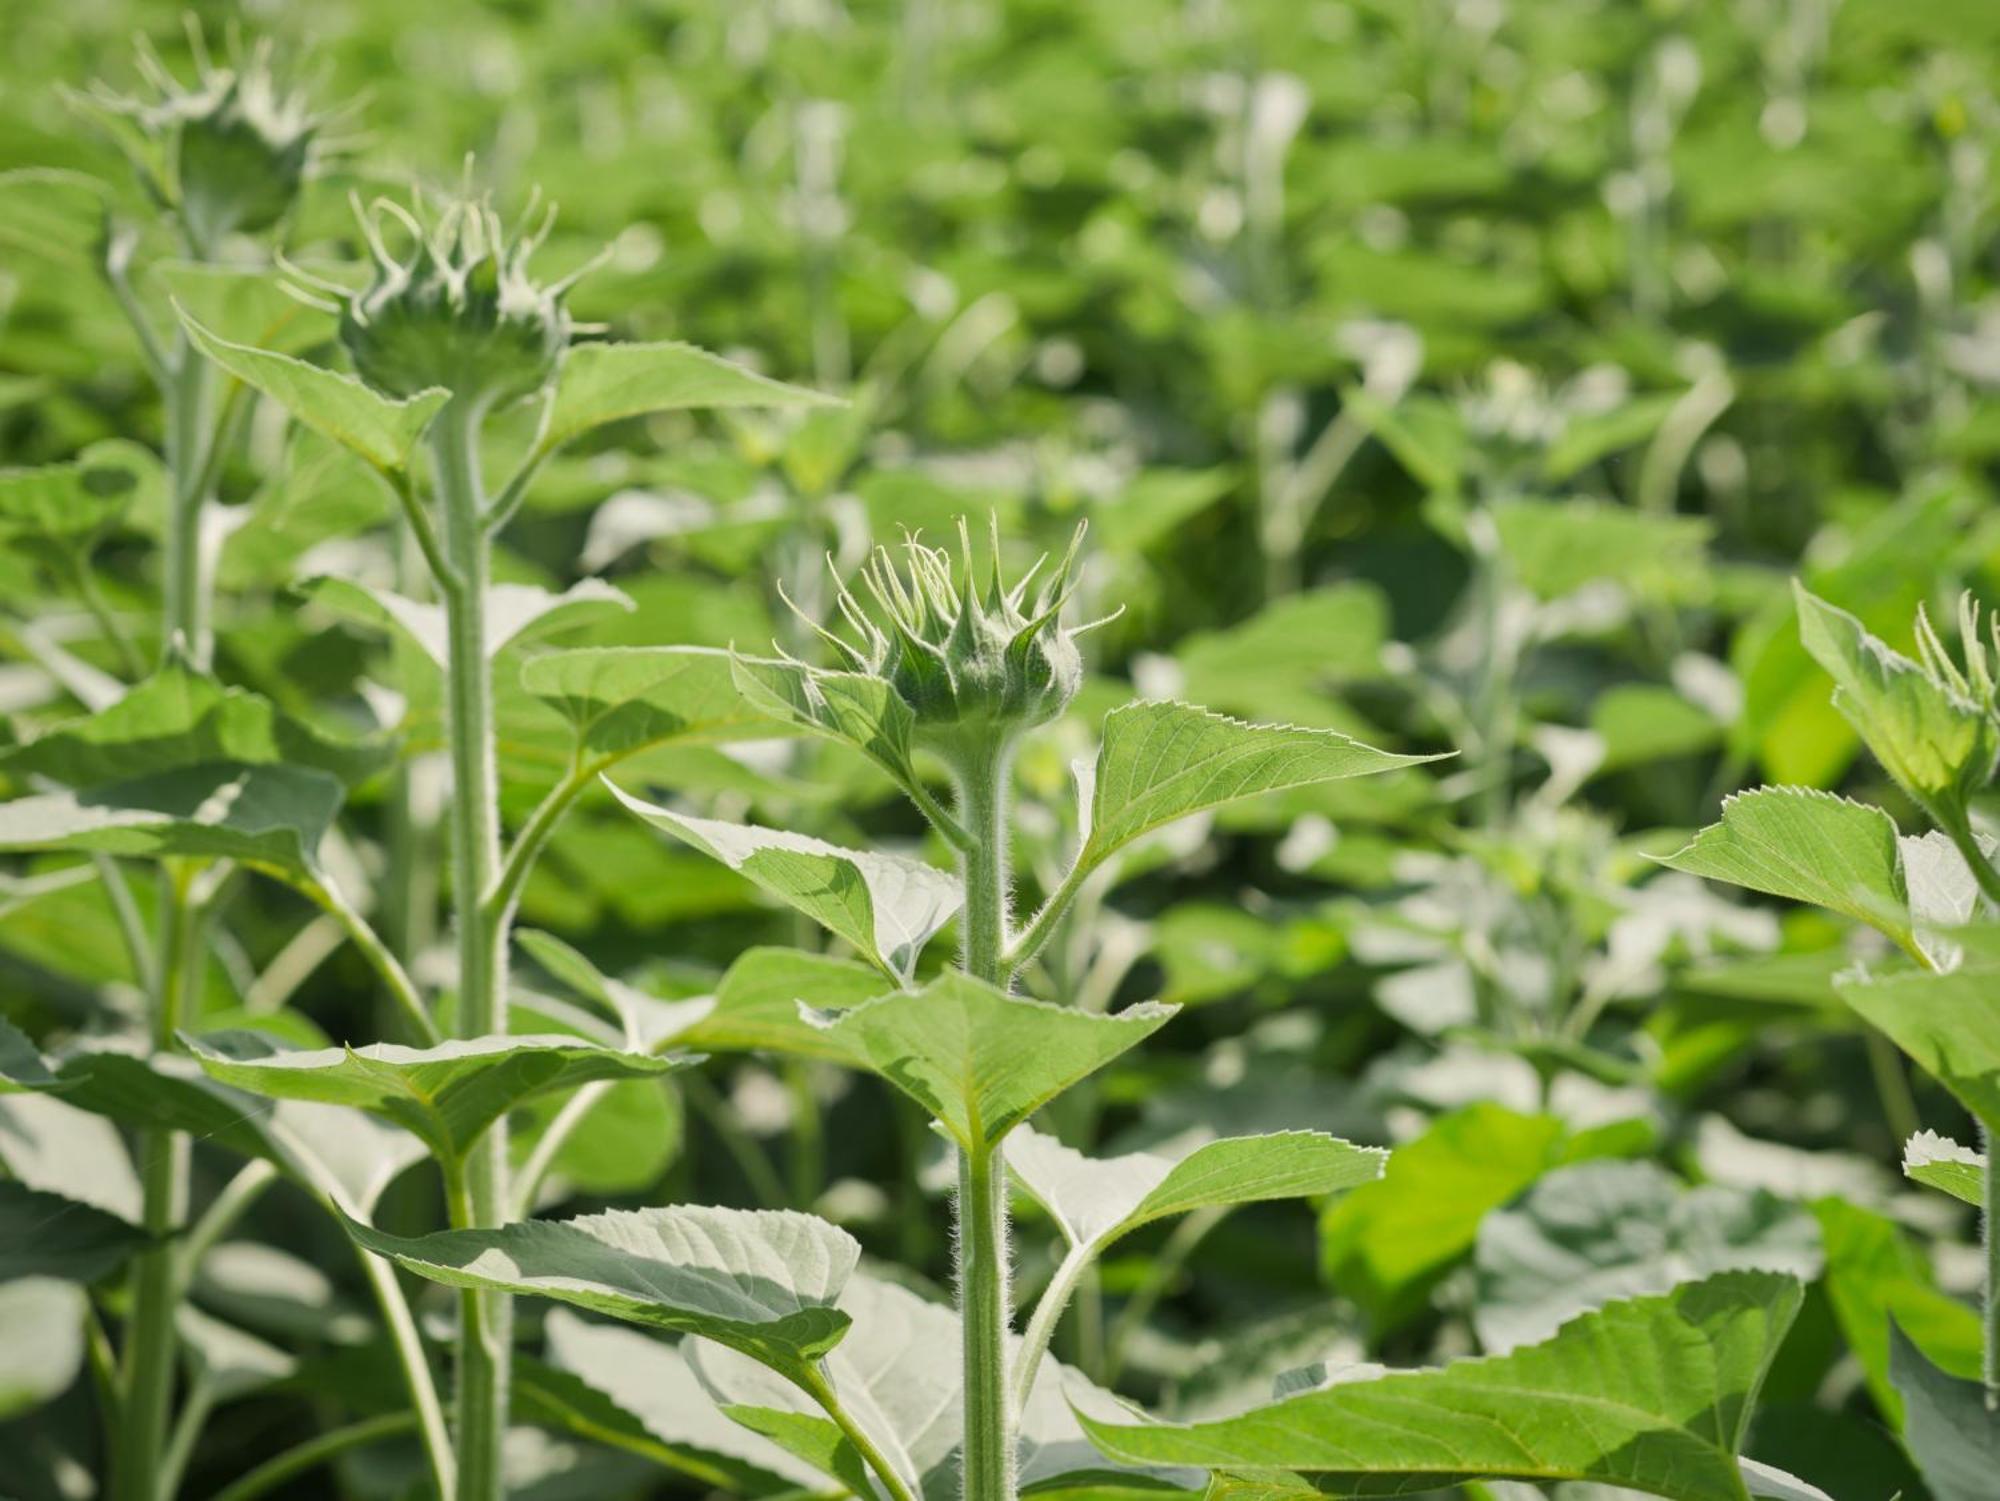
left=79, top=24, right=344, bottom=253
left=795, top=518, right=1106, bottom=767
left=337, top=186, right=576, bottom=411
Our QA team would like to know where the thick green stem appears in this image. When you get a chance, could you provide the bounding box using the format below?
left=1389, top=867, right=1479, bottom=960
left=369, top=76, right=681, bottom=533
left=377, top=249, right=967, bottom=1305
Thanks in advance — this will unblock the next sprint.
left=957, top=1142, right=1015, bottom=1501
left=433, top=399, right=511, bottom=1501
left=953, top=741, right=1016, bottom=1501
left=114, top=864, right=203, bottom=1501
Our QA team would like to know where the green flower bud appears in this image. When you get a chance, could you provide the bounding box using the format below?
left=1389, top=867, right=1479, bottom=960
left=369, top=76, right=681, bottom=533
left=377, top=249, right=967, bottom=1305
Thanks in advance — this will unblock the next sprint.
left=796, top=519, right=1107, bottom=770
left=339, top=190, right=574, bottom=412
left=80, top=27, right=336, bottom=254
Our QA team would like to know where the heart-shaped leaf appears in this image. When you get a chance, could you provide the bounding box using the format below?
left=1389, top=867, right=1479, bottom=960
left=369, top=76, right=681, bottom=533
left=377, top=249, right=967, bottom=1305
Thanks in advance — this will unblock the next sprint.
left=539, top=341, right=839, bottom=455
left=1653, top=787, right=1918, bottom=957
left=177, top=308, right=448, bottom=472
left=807, top=971, right=1177, bottom=1149
left=1471, top=1159, right=1822, bottom=1353
left=524, top=647, right=789, bottom=758
left=345, top=1205, right=858, bottom=1378
left=301, top=575, right=634, bottom=668
left=1078, top=702, right=1438, bottom=874
left=607, top=786, right=961, bottom=980
left=1903, top=1130, right=1982, bottom=1206
left=1078, top=1270, right=1804, bottom=1501
left=188, top=1032, right=686, bottom=1161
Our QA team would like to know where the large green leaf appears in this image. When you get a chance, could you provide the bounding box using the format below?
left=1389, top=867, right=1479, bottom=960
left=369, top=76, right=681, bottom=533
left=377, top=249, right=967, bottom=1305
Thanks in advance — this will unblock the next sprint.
left=0, top=442, right=150, bottom=556
left=606, top=786, right=960, bottom=980
left=1892, top=1325, right=2000, bottom=1501
left=1471, top=1160, right=1822, bottom=1353
left=177, top=308, right=448, bottom=472
left=1652, top=787, right=1917, bottom=956
left=1837, top=962, right=2000, bottom=1132
left=188, top=1032, right=684, bottom=1161
left=1903, top=1130, right=1983, bottom=1206
left=0, top=1180, right=148, bottom=1283
left=1794, top=583, right=1989, bottom=809
left=1078, top=702, right=1436, bottom=874
left=1009, top=1125, right=1385, bottom=1255
left=807, top=970, right=1177, bottom=1149
left=1078, top=1271, right=1803, bottom=1501
left=676, top=947, right=896, bottom=1060
left=1, top=661, right=391, bottom=788
left=301, top=575, right=633, bottom=668
left=539, top=341, right=839, bottom=455
left=0, top=763, right=342, bottom=875
left=525, top=647, right=788, bottom=757
left=345, top=1205, right=858, bottom=1378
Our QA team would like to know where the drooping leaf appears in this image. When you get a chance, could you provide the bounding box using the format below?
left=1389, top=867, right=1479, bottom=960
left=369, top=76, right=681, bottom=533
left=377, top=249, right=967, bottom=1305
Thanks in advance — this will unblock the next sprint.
left=1, top=661, right=391, bottom=788
left=188, top=1031, right=685, bottom=1161
left=1903, top=1130, right=1983, bottom=1206
left=729, top=655, right=920, bottom=786
left=345, top=1205, right=859, bottom=1378
left=1838, top=962, right=2000, bottom=1133
left=676, top=947, right=895, bottom=1060
left=1078, top=1271, right=1804, bottom=1501
left=1009, top=1126, right=1385, bottom=1255
left=1652, top=787, right=1917, bottom=956
left=524, top=647, right=787, bottom=758
left=1794, top=582, right=1990, bottom=809
left=301, top=575, right=634, bottom=668
left=1892, top=1325, right=2000, bottom=1501
left=606, top=786, right=961, bottom=980
left=177, top=308, right=448, bottom=472
left=806, top=970, right=1177, bottom=1149
left=540, top=341, right=840, bottom=455
left=1471, top=1160, right=1822, bottom=1353
left=1079, top=702, right=1437, bottom=873
left=0, top=763, right=342, bottom=875
left=0, top=1180, right=148, bottom=1283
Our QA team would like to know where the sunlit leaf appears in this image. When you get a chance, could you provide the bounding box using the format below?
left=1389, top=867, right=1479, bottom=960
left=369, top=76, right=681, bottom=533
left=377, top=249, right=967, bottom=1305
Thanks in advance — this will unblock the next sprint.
left=677, top=947, right=895, bottom=1061
left=606, top=786, right=960, bottom=980
left=1838, top=963, right=2000, bottom=1134
left=345, top=1205, right=859, bottom=1378
left=301, top=575, right=633, bottom=668
left=807, top=970, right=1177, bottom=1149
left=540, top=341, right=839, bottom=455
left=1079, top=702, right=1437, bottom=873
left=0, top=1278, right=85, bottom=1419
left=524, top=647, right=787, bottom=757
left=177, top=308, right=448, bottom=472
left=188, top=1031, right=685, bottom=1161
left=1078, top=1271, right=1804, bottom=1501
left=1903, top=1130, right=1982, bottom=1206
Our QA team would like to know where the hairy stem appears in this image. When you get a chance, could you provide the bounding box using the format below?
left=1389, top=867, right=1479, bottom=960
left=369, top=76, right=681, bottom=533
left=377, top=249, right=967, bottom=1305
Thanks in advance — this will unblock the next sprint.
left=954, top=741, right=1016, bottom=1501
left=433, top=397, right=511, bottom=1501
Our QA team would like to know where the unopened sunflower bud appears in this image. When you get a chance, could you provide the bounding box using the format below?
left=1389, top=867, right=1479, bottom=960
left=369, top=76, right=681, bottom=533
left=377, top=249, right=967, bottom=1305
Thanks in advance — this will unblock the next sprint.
left=338, top=189, right=577, bottom=412
left=795, top=518, right=1110, bottom=772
